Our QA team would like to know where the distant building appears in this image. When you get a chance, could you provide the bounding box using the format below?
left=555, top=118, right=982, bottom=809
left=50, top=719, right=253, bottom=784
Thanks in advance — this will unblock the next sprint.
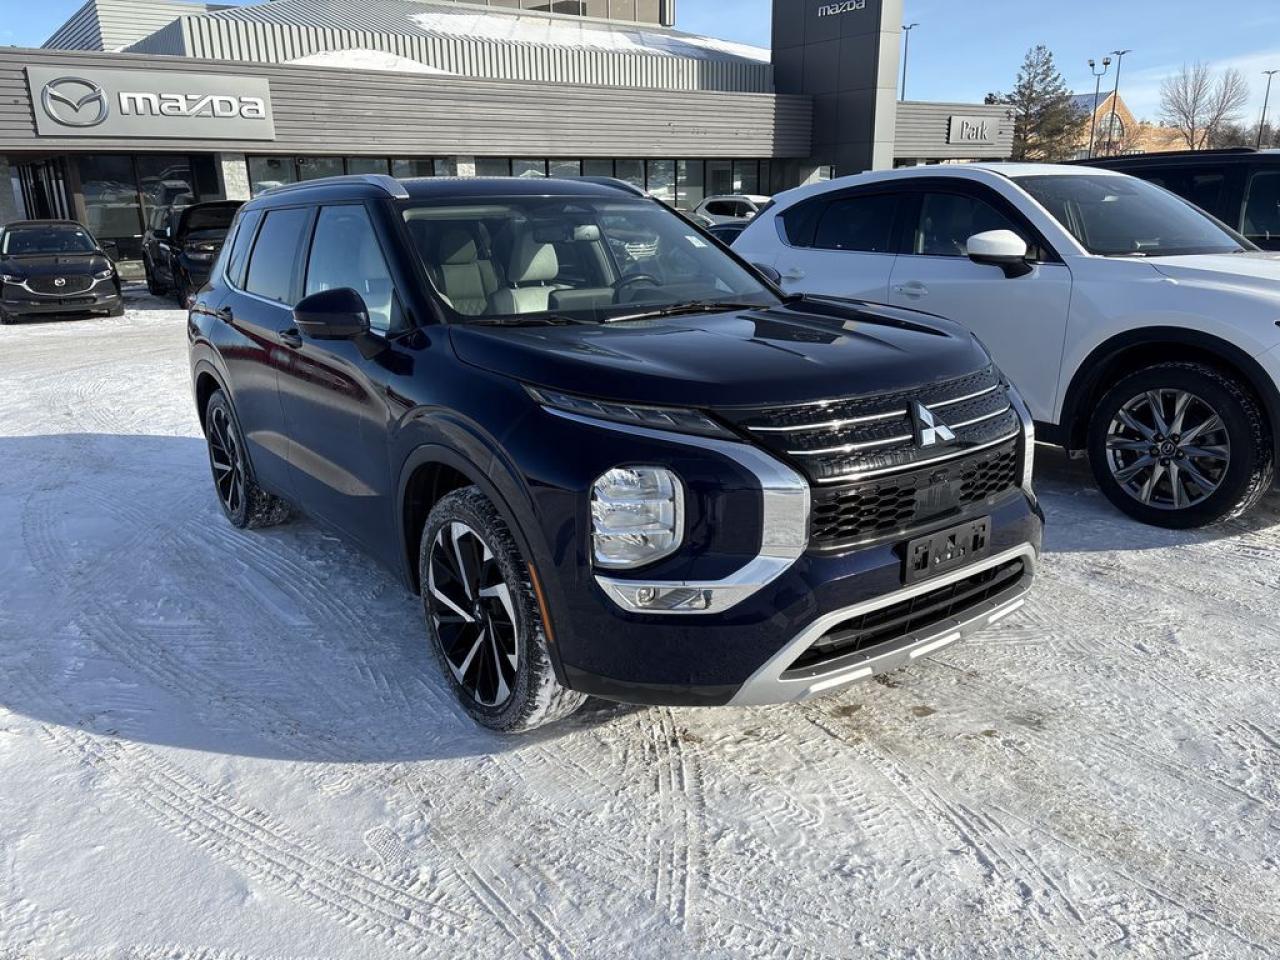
left=1069, top=91, right=1181, bottom=159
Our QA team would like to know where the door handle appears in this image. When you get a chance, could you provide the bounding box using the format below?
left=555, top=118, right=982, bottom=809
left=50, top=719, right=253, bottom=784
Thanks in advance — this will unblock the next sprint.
left=893, top=281, right=929, bottom=298
left=279, top=328, right=303, bottom=348
left=781, top=268, right=806, bottom=281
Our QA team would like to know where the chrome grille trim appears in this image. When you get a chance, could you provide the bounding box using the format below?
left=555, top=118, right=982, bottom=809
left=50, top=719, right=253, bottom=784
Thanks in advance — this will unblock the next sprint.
left=947, top=404, right=1013, bottom=431
left=787, top=432, right=914, bottom=456
left=814, top=430, right=1021, bottom=484
left=927, top=384, right=1001, bottom=410
left=747, top=408, right=906, bottom=433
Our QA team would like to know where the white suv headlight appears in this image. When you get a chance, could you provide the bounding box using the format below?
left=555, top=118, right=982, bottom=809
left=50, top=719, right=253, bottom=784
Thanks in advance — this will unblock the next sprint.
left=591, top=466, right=683, bottom=569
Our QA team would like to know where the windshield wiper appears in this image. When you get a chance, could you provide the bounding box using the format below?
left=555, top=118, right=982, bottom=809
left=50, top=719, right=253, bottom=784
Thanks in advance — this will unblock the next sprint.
left=464, top=314, right=597, bottom=327
left=605, top=300, right=770, bottom=323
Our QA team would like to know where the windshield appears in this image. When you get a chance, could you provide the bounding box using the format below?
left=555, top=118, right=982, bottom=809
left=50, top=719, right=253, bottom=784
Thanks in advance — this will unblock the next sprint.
left=400, top=196, right=777, bottom=324
left=1014, top=174, right=1249, bottom=257
left=2, top=224, right=97, bottom=256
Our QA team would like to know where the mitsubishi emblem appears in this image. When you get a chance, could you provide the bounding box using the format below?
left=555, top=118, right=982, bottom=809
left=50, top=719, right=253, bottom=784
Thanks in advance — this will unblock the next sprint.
left=912, top=401, right=956, bottom=448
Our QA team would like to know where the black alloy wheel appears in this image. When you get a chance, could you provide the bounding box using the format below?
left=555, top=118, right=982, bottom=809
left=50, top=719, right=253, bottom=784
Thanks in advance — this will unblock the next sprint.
left=426, top=521, right=520, bottom=708
left=207, top=402, right=246, bottom=520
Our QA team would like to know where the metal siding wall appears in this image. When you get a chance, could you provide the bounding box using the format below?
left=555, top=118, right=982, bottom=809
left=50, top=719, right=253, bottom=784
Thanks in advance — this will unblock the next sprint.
left=170, top=15, right=771, bottom=92
left=41, top=0, right=104, bottom=51
left=894, top=102, right=1013, bottom=159
left=0, top=48, right=810, bottom=158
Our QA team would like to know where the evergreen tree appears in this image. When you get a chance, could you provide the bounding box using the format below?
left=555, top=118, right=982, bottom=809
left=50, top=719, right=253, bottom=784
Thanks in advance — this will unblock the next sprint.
left=993, top=46, right=1086, bottom=161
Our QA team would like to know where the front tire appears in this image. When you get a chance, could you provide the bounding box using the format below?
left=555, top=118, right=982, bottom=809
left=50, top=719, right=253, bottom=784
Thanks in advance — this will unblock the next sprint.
left=420, top=487, right=585, bottom=733
left=203, top=390, right=291, bottom=529
left=1088, top=362, right=1273, bottom=528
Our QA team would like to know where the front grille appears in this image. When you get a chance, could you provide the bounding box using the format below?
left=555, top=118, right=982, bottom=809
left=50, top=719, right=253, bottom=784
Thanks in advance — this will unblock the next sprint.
left=811, top=439, right=1020, bottom=549
left=718, top=366, right=1021, bottom=485
left=787, top=558, right=1027, bottom=673
left=27, top=276, right=93, bottom=296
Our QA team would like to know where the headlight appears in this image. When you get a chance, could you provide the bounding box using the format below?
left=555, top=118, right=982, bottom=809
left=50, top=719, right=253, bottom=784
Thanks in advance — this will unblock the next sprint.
left=185, top=245, right=216, bottom=262
left=591, top=466, right=683, bottom=569
left=94, top=268, right=114, bottom=279
left=527, top=385, right=732, bottom=438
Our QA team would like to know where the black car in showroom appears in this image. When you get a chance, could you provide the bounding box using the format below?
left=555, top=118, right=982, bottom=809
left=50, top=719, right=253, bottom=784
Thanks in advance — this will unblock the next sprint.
left=0, top=220, right=122, bottom=323
left=143, top=199, right=243, bottom=305
left=188, top=174, right=1043, bottom=732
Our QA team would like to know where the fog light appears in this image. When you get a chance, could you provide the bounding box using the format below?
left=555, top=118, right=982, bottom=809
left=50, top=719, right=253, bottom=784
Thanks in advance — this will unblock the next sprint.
left=591, top=466, right=683, bottom=569
left=609, top=584, right=712, bottom=612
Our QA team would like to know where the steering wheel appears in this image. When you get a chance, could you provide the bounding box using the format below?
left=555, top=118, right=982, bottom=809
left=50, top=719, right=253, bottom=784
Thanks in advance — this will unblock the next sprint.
left=614, top=273, right=662, bottom=303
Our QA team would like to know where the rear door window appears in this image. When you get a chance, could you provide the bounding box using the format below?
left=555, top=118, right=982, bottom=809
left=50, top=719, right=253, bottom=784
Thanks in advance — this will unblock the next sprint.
left=812, top=193, right=899, bottom=253
left=224, top=209, right=262, bottom=289
left=245, top=207, right=311, bottom=304
left=1242, top=170, right=1280, bottom=243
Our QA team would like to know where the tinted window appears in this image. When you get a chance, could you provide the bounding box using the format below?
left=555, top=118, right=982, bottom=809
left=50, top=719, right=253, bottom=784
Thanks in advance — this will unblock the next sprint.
left=1015, top=174, right=1247, bottom=257
left=224, top=210, right=262, bottom=289
left=1, top=224, right=96, bottom=255
left=1242, top=170, right=1280, bottom=242
left=306, top=205, right=399, bottom=334
left=183, top=205, right=239, bottom=234
left=913, top=192, right=1021, bottom=257
left=245, top=207, right=310, bottom=303
left=780, top=198, right=825, bottom=247
left=704, top=201, right=737, bottom=217
left=1184, top=172, right=1228, bottom=219
left=813, top=194, right=898, bottom=253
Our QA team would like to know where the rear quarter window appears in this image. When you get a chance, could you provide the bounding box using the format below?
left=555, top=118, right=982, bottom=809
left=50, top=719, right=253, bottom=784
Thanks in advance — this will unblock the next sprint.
left=224, top=210, right=262, bottom=289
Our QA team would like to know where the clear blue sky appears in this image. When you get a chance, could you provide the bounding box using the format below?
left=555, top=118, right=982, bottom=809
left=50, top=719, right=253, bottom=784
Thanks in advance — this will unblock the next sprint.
left=9, top=0, right=1280, bottom=123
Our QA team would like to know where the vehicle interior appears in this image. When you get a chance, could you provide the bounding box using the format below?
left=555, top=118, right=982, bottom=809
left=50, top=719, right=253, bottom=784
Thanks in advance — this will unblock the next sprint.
left=400, top=198, right=773, bottom=322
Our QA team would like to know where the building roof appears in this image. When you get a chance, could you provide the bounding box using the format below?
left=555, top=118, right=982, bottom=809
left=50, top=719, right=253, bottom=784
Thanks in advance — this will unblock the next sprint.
left=1069, top=91, right=1115, bottom=115
left=196, top=0, right=768, bottom=64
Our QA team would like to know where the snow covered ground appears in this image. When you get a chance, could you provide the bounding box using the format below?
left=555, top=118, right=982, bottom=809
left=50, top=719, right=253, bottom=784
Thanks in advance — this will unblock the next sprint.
left=2, top=287, right=1280, bottom=959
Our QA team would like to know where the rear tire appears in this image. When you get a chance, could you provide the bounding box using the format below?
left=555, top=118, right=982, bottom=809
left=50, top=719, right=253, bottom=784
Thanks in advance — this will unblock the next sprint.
left=144, top=259, right=166, bottom=296
left=1087, top=362, right=1273, bottom=528
left=419, top=487, right=585, bottom=733
left=203, top=390, right=291, bottom=529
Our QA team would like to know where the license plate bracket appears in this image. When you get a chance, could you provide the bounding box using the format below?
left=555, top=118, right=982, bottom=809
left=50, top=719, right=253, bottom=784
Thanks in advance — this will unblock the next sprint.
left=904, top=517, right=990, bottom=584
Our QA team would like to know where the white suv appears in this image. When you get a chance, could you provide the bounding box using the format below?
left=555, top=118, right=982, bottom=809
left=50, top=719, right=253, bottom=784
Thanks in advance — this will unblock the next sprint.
left=735, top=164, right=1280, bottom=527
left=693, top=194, right=772, bottom=224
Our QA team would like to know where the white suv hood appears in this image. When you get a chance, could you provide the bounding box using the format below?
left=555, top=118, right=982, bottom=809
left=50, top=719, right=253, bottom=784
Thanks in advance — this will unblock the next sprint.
left=1149, top=252, right=1280, bottom=289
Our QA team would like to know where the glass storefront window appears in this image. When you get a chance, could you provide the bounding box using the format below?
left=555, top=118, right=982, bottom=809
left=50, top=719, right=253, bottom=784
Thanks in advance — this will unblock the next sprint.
left=676, top=160, right=705, bottom=210
left=646, top=160, right=675, bottom=206
left=705, top=160, right=733, bottom=198
left=615, top=159, right=644, bottom=188
left=583, top=159, right=614, bottom=178
left=549, top=159, right=582, bottom=179
left=135, top=156, right=194, bottom=221
left=78, top=155, right=143, bottom=259
left=347, top=157, right=390, bottom=175
left=512, top=159, right=548, bottom=178
left=733, top=160, right=760, bottom=195
left=248, top=156, right=297, bottom=196
left=476, top=158, right=511, bottom=176
left=392, top=159, right=435, bottom=178
left=434, top=157, right=458, bottom=177
left=297, top=157, right=344, bottom=181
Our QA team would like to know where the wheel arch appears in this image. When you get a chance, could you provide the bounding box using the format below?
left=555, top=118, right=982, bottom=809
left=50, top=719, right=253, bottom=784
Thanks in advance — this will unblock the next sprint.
left=1059, top=327, right=1280, bottom=459
left=192, top=359, right=229, bottom=433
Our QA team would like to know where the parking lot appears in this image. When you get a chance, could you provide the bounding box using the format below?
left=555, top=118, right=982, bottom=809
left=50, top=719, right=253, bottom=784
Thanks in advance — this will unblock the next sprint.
left=2, top=287, right=1279, bottom=958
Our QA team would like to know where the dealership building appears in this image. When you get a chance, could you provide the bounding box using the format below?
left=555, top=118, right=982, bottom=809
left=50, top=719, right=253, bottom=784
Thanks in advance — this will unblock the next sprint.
left=2, top=0, right=1011, bottom=262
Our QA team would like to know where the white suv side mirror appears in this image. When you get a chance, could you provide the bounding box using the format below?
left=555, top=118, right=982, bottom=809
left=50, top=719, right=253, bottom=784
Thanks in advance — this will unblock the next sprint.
left=967, top=230, right=1033, bottom=278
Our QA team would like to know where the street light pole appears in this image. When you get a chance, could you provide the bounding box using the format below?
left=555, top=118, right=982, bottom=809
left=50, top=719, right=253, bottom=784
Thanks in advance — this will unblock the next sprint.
left=1087, top=57, right=1112, bottom=159
left=901, top=23, right=919, bottom=101
left=1103, top=49, right=1132, bottom=156
left=1259, top=70, right=1279, bottom=149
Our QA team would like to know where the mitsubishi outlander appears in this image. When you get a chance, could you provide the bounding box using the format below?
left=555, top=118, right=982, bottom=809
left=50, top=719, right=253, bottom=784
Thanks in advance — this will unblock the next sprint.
left=188, top=175, right=1043, bottom=731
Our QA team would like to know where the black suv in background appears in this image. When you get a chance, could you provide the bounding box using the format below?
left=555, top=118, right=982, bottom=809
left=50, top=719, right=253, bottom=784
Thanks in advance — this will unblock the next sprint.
left=188, top=174, right=1043, bottom=732
left=144, top=200, right=243, bottom=305
left=1083, top=148, right=1280, bottom=250
left=0, top=220, right=122, bottom=324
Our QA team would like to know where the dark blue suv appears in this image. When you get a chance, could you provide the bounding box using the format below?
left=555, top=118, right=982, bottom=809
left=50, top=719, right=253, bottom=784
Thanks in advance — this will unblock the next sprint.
left=188, top=174, right=1043, bottom=732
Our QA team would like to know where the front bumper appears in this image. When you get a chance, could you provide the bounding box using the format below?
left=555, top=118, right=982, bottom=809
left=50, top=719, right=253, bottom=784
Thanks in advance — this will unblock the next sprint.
left=1, top=280, right=121, bottom=318
left=556, top=490, right=1043, bottom=706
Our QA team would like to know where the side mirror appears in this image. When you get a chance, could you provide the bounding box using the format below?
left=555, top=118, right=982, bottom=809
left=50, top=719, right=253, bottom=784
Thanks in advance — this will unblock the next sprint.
left=99, top=240, right=120, bottom=261
left=293, top=287, right=371, bottom=340
left=967, top=230, right=1033, bottom=278
left=754, top=263, right=783, bottom=286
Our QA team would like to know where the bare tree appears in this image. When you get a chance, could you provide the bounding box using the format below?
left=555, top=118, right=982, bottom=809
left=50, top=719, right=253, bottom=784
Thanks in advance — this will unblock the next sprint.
left=1160, top=62, right=1251, bottom=149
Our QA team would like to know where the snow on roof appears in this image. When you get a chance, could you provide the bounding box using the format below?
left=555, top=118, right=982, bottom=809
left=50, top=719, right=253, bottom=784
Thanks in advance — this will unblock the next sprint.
left=406, top=8, right=769, bottom=63
left=288, top=48, right=455, bottom=75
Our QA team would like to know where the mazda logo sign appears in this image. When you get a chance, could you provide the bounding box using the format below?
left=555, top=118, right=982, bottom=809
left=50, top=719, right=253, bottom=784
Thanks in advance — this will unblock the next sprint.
left=54, top=277, right=66, bottom=287
left=40, top=77, right=109, bottom=128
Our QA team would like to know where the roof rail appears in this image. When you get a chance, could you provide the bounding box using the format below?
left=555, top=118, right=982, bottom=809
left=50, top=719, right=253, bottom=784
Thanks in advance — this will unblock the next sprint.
left=570, top=176, right=649, bottom=198
left=261, top=173, right=410, bottom=200
left=1077, top=146, right=1258, bottom=163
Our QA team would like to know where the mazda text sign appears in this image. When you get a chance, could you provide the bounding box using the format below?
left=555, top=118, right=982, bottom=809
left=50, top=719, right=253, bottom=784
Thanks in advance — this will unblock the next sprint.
left=26, top=66, right=275, bottom=140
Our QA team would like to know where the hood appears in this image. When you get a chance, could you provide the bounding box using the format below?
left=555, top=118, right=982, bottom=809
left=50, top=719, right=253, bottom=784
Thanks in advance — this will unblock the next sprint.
left=0, top=253, right=110, bottom=278
left=449, top=298, right=994, bottom=407
left=1148, top=252, right=1280, bottom=294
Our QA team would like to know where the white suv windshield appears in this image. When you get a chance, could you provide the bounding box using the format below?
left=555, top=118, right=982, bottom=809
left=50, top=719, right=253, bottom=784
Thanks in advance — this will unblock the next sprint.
left=401, top=197, right=776, bottom=324
left=1014, top=174, right=1249, bottom=257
